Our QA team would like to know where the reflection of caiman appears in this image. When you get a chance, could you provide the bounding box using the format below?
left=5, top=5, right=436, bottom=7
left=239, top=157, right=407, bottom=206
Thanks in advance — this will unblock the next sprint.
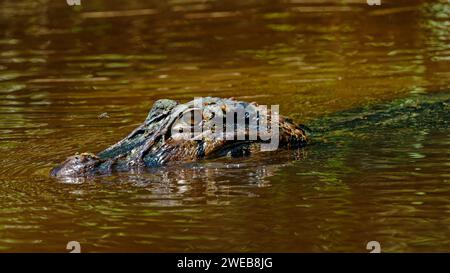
left=51, top=97, right=309, bottom=177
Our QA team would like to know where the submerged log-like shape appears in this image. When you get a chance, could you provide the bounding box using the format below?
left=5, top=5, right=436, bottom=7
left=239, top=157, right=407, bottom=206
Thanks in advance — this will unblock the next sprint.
left=51, top=97, right=308, bottom=177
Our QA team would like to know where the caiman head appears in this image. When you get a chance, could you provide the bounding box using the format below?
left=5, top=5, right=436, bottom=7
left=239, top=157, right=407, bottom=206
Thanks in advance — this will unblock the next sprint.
left=51, top=97, right=309, bottom=178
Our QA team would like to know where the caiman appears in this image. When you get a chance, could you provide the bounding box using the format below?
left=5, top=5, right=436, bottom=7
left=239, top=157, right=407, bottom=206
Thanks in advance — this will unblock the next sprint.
left=51, top=97, right=308, bottom=177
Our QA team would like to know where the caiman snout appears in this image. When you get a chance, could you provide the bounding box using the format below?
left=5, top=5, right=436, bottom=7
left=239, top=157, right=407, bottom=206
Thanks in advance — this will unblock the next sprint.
left=51, top=153, right=101, bottom=177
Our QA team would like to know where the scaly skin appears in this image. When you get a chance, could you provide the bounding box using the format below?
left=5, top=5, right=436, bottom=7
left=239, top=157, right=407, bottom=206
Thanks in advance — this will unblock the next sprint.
left=51, top=97, right=308, bottom=177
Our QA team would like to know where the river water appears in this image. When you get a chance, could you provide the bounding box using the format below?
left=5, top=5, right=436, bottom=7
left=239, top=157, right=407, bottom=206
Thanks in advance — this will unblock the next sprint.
left=0, top=0, right=449, bottom=252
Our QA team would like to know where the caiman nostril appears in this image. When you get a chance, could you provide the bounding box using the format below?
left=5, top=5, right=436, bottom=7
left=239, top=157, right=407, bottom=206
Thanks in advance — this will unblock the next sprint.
left=50, top=166, right=62, bottom=177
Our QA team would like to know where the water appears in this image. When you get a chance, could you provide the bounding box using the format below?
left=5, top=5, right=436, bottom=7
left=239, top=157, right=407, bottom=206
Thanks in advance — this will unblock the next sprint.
left=0, top=0, right=449, bottom=252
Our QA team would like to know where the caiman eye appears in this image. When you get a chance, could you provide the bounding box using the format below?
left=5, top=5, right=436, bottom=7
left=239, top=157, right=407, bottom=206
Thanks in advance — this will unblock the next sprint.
left=179, top=109, right=203, bottom=127
left=167, top=108, right=203, bottom=140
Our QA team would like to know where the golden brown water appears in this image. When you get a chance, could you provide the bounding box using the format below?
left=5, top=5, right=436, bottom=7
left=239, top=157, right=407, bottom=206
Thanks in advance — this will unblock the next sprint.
left=0, top=0, right=449, bottom=252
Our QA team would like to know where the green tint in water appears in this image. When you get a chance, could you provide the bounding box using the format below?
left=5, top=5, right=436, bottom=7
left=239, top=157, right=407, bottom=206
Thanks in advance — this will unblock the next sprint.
left=0, top=0, right=449, bottom=252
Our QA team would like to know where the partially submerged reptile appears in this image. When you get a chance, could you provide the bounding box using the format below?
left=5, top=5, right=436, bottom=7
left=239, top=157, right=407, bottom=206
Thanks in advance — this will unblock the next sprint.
left=51, top=97, right=309, bottom=177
